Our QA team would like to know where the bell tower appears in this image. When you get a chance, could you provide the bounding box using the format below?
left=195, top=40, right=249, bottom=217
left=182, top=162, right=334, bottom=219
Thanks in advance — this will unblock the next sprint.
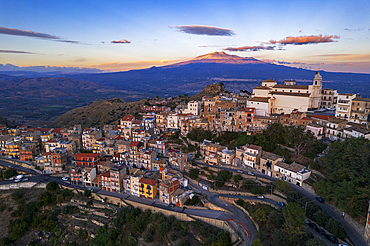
left=310, top=71, right=323, bottom=109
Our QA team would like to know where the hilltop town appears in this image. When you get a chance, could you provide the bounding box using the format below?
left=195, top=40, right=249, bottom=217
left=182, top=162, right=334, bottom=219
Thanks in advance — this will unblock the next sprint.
left=0, top=72, right=370, bottom=245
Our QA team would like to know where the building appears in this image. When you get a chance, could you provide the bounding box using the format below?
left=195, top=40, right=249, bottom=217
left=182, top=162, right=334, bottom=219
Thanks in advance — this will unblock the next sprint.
left=72, top=153, right=100, bottom=167
left=325, top=118, right=348, bottom=141
left=70, top=167, right=83, bottom=185
left=159, top=177, right=179, bottom=204
left=258, top=151, right=283, bottom=176
left=109, top=165, right=125, bottom=193
left=43, top=148, right=67, bottom=174
left=236, top=144, right=262, bottom=168
left=306, top=124, right=324, bottom=140
left=321, top=89, right=338, bottom=109
left=250, top=72, right=323, bottom=115
left=335, top=93, right=356, bottom=119
left=82, top=166, right=97, bottom=186
left=274, top=161, right=311, bottom=186
left=349, top=96, right=370, bottom=126
left=82, top=128, right=102, bottom=150
left=139, top=178, right=158, bottom=199
left=279, top=109, right=312, bottom=127
left=185, top=100, right=203, bottom=116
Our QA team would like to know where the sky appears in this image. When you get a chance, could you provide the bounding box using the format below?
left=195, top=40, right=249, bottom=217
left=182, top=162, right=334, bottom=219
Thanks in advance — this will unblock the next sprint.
left=0, top=0, right=369, bottom=73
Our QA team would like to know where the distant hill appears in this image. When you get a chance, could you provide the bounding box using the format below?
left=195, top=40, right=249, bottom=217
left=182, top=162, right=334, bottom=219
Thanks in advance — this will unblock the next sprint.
left=64, top=52, right=370, bottom=99
left=0, top=114, right=10, bottom=126
left=190, top=83, right=223, bottom=101
left=52, top=98, right=146, bottom=129
left=0, top=77, right=126, bottom=124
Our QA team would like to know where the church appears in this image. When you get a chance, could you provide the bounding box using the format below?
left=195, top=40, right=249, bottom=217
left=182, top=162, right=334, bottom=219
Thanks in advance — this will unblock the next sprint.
left=247, top=72, right=323, bottom=115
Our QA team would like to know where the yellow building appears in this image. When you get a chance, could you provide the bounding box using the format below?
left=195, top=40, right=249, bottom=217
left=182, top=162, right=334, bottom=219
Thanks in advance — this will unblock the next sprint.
left=5, top=142, right=20, bottom=158
left=139, top=178, right=158, bottom=199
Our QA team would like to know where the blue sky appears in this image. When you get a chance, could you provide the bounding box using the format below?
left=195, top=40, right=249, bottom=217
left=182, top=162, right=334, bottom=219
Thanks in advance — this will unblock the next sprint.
left=0, top=0, right=369, bottom=73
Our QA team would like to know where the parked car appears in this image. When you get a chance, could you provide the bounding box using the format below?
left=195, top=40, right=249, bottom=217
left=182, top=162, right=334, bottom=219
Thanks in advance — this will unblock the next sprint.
left=236, top=170, right=243, bottom=174
left=62, top=177, right=69, bottom=181
left=14, top=179, right=21, bottom=183
left=257, top=195, right=265, bottom=199
left=23, top=178, right=29, bottom=181
left=316, top=197, right=324, bottom=203
left=247, top=171, right=255, bottom=176
left=278, top=202, right=286, bottom=207
left=316, top=227, right=326, bottom=235
left=9, top=177, right=15, bottom=180
left=325, top=234, right=338, bottom=243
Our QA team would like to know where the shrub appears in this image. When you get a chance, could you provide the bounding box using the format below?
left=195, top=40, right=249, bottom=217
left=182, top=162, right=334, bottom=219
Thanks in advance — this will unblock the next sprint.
left=189, top=169, right=199, bottom=179
left=46, top=181, right=60, bottom=191
left=233, top=174, right=243, bottom=183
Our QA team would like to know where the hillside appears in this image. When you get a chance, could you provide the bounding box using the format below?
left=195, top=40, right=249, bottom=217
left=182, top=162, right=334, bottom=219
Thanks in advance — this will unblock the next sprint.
left=190, top=83, right=223, bottom=101
left=0, top=114, right=10, bottom=126
left=0, top=77, right=127, bottom=125
left=51, top=98, right=146, bottom=129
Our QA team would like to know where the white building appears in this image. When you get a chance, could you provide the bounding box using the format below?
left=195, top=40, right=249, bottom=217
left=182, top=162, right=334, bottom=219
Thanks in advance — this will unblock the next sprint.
left=335, top=93, right=356, bottom=119
left=274, top=161, right=311, bottom=186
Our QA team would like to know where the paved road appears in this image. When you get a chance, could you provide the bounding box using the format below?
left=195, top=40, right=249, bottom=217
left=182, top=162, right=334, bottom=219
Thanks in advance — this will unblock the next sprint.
left=194, top=160, right=366, bottom=246
left=189, top=180, right=257, bottom=245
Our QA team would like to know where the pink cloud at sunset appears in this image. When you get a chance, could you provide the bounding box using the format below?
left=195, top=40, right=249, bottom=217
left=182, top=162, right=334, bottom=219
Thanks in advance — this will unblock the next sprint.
left=111, top=39, right=131, bottom=44
left=269, top=34, right=340, bottom=45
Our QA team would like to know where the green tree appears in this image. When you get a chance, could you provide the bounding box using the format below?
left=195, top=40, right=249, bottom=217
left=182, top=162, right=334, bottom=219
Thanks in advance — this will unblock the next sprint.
left=325, top=218, right=347, bottom=239
left=218, top=170, right=232, bottom=181
left=252, top=238, right=263, bottom=246
left=46, top=181, right=60, bottom=191
left=188, top=168, right=199, bottom=179
left=283, top=203, right=305, bottom=228
left=252, top=208, right=267, bottom=223
left=84, top=189, right=92, bottom=197
left=233, top=174, right=243, bottom=183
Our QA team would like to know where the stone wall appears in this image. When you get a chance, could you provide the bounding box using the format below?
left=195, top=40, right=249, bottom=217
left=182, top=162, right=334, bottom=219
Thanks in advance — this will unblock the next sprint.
left=0, top=182, right=46, bottom=190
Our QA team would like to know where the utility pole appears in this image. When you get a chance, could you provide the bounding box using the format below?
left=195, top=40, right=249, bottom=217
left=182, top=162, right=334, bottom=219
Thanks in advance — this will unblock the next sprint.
left=305, top=201, right=308, bottom=211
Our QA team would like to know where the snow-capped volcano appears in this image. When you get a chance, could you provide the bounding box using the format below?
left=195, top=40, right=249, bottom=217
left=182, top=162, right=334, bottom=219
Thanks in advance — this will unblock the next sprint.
left=167, top=52, right=266, bottom=67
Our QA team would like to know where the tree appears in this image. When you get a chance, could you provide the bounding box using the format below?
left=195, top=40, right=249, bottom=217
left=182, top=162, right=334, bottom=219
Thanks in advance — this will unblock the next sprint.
left=84, top=189, right=92, bottom=197
left=218, top=170, right=232, bottom=181
left=325, top=218, right=347, bottom=239
left=144, top=101, right=150, bottom=106
left=283, top=203, right=305, bottom=228
left=252, top=238, right=263, bottom=246
left=233, top=174, right=243, bottom=183
left=252, top=208, right=267, bottom=223
left=46, top=181, right=60, bottom=191
left=189, top=169, right=199, bottom=179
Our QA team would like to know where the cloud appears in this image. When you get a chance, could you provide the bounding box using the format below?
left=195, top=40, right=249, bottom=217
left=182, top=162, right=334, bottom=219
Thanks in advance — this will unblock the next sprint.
left=0, top=26, right=80, bottom=44
left=268, top=34, right=339, bottom=45
left=309, top=53, right=370, bottom=61
left=173, top=25, right=235, bottom=36
left=111, top=39, right=131, bottom=44
left=224, top=45, right=274, bottom=52
left=344, top=28, right=364, bottom=32
left=347, top=63, right=354, bottom=66
left=0, top=49, right=35, bottom=54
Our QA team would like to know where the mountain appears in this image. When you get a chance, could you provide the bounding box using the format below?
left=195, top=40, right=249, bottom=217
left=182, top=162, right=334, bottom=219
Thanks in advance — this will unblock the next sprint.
left=64, top=52, right=370, bottom=99
left=52, top=98, right=146, bottom=129
left=167, top=51, right=266, bottom=67
left=0, top=77, right=126, bottom=125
